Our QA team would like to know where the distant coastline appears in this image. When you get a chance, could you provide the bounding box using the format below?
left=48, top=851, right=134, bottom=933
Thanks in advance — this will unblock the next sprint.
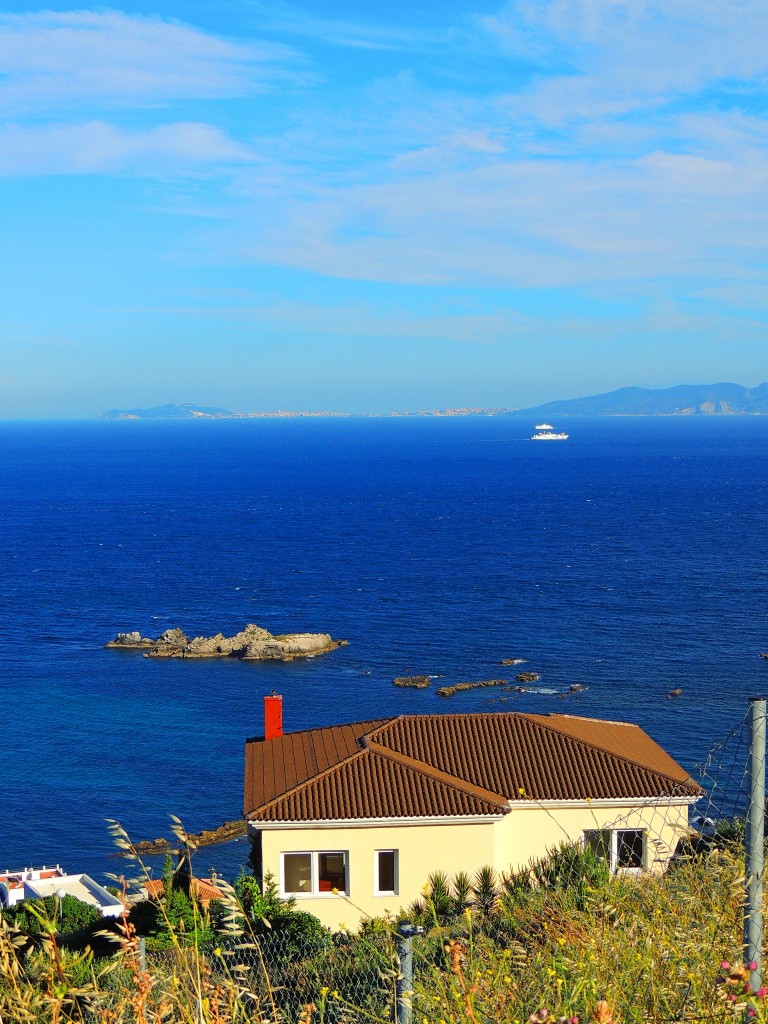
left=100, top=383, right=768, bottom=421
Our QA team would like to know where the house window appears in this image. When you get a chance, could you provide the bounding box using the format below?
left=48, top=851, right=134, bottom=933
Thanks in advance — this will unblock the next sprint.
left=374, top=850, right=398, bottom=896
left=615, top=829, right=644, bottom=869
left=583, top=829, right=645, bottom=872
left=281, top=851, right=348, bottom=896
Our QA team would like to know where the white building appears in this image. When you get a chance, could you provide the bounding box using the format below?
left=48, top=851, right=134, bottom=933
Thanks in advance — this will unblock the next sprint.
left=0, top=865, right=124, bottom=918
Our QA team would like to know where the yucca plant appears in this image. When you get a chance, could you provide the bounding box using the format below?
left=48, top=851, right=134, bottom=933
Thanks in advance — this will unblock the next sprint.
left=471, top=866, right=500, bottom=920
left=450, top=871, right=473, bottom=917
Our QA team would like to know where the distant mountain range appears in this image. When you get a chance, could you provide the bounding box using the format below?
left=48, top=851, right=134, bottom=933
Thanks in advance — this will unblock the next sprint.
left=100, top=384, right=768, bottom=421
left=520, top=383, right=768, bottom=416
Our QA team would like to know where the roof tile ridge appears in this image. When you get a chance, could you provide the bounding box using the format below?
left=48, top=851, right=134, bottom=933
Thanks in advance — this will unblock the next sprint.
left=245, top=717, right=392, bottom=745
left=519, top=713, right=701, bottom=792
left=364, top=738, right=509, bottom=811
left=360, top=716, right=403, bottom=744
left=247, top=747, right=371, bottom=817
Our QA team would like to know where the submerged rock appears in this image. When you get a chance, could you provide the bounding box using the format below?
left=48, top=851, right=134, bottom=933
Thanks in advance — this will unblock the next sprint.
left=437, top=679, right=508, bottom=698
left=516, top=671, right=540, bottom=683
left=106, top=623, right=347, bottom=661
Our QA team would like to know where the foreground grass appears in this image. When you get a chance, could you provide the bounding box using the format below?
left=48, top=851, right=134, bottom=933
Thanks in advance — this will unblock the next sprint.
left=0, top=844, right=763, bottom=1024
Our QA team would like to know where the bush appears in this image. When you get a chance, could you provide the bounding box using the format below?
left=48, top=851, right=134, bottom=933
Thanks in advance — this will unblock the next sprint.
left=2, top=894, right=101, bottom=936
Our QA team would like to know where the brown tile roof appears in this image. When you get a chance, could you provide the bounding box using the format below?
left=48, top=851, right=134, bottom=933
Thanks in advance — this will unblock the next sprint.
left=144, top=878, right=221, bottom=904
left=254, top=748, right=508, bottom=822
left=243, top=719, right=388, bottom=821
left=244, top=712, right=701, bottom=823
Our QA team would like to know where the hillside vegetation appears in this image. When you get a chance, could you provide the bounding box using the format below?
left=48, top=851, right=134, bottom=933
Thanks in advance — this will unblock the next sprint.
left=0, top=838, right=761, bottom=1024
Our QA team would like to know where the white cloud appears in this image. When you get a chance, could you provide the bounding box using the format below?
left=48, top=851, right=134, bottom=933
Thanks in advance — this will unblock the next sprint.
left=0, top=121, right=253, bottom=176
left=483, top=0, right=768, bottom=123
left=0, top=10, right=299, bottom=113
left=230, top=128, right=768, bottom=289
left=247, top=1, right=444, bottom=51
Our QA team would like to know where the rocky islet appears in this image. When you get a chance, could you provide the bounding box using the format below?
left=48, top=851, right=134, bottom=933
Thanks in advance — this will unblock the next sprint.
left=106, top=623, right=347, bottom=661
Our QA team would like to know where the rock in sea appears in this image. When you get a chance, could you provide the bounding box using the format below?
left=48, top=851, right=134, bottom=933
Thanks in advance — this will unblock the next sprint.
left=106, top=623, right=347, bottom=662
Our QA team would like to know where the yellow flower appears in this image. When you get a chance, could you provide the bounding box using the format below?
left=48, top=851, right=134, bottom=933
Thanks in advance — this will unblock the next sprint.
left=320, top=987, right=329, bottom=997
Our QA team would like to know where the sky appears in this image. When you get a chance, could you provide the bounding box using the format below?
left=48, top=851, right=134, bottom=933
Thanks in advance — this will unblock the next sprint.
left=1, top=0, right=767, bottom=417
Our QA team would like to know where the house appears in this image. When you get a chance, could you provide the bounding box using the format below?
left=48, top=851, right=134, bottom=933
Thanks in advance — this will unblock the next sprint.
left=0, top=865, right=124, bottom=918
left=243, top=697, right=702, bottom=930
left=142, top=876, right=222, bottom=910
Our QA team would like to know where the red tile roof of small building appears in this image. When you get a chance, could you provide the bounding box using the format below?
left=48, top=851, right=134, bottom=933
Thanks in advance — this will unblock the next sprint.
left=144, top=877, right=221, bottom=904
left=244, top=712, right=701, bottom=823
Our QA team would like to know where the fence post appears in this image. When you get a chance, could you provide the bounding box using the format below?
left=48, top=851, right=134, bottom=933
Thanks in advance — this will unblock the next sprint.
left=745, top=696, right=766, bottom=993
left=396, top=923, right=419, bottom=1024
left=137, top=936, right=146, bottom=972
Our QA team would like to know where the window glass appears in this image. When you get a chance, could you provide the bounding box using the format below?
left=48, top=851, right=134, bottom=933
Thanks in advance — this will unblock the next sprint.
left=283, top=853, right=312, bottom=894
left=318, top=852, right=347, bottom=893
left=377, top=850, right=397, bottom=894
left=616, top=829, right=644, bottom=869
left=583, top=830, right=611, bottom=862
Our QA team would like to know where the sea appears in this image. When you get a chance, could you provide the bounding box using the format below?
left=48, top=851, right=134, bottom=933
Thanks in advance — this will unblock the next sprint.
left=2, top=415, right=767, bottom=883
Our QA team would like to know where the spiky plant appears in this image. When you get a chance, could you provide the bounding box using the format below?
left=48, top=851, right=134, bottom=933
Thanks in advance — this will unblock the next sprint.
left=450, top=871, right=473, bottom=917
left=471, top=866, right=500, bottom=919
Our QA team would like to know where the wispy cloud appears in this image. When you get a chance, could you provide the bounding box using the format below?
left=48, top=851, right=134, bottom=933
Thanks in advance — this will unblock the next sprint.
left=482, top=0, right=768, bottom=123
left=0, top=121, right=254, bottom=176
left=0, top=10, right=301, bottom=113
left=247, top=1, right=445, bottom=51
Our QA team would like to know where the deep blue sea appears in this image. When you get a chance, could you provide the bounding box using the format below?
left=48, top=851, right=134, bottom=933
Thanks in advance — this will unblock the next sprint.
left=2, top=416, right=767, bottom=883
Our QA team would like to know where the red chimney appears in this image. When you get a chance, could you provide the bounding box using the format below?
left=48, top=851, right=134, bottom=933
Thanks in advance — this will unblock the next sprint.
left=264, top=693, right=283, bottom=740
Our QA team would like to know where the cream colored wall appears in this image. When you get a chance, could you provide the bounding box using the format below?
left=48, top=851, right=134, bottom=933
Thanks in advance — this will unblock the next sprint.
left=493, top=801, right=692, bottom=875
left=258, top=820, right=495, bottom=931
left=257, top=801, right=691, bottom=930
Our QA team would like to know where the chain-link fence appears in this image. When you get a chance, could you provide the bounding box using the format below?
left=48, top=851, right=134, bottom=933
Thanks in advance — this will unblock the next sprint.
left=149, top=929, right=401, bottom=1023
left=145, top=700, right=768, bottom=1024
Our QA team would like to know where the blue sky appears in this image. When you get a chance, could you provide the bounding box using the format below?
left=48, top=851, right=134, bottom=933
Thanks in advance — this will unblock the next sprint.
left=2, top=0, right=767, bottom=417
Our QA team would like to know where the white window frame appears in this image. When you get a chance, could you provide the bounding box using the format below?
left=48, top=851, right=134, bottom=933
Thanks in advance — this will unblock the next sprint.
left=280, top=850, right=349, bottom=898
left=583, top=828, right=646, bottom=873
left=373, top=849, right=399, bottom=897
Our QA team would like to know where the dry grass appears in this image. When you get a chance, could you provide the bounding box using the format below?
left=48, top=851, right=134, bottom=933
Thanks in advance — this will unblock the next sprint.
left=1, top=829, right=766, bottom=1024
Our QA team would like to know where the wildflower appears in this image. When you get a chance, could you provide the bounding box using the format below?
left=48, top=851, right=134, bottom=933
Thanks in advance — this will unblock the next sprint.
left=757, top=987, right=767, bottom=999
left=320, top=987, right=329, bottom=997
left=721, top=962, right=732, bottom=971
left=590, top=1001, right=614, bottom=1024
left=750, top=962, right=758, bottom=972
left=529, top=1009, right=548, bottom=1023
left=728, top=965, right=751, bottom=984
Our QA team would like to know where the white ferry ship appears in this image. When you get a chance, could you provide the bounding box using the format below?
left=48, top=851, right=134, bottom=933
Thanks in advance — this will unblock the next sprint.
left=531, top=423, right=568, bottom=440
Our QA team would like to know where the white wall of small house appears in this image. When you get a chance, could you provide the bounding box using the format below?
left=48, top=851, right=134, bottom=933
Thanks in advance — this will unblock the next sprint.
left=256, top=818, right=497, bottom=930
left=253, top=800, right=693, bottom=930
left=493, top=800, right=693, bottom=875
